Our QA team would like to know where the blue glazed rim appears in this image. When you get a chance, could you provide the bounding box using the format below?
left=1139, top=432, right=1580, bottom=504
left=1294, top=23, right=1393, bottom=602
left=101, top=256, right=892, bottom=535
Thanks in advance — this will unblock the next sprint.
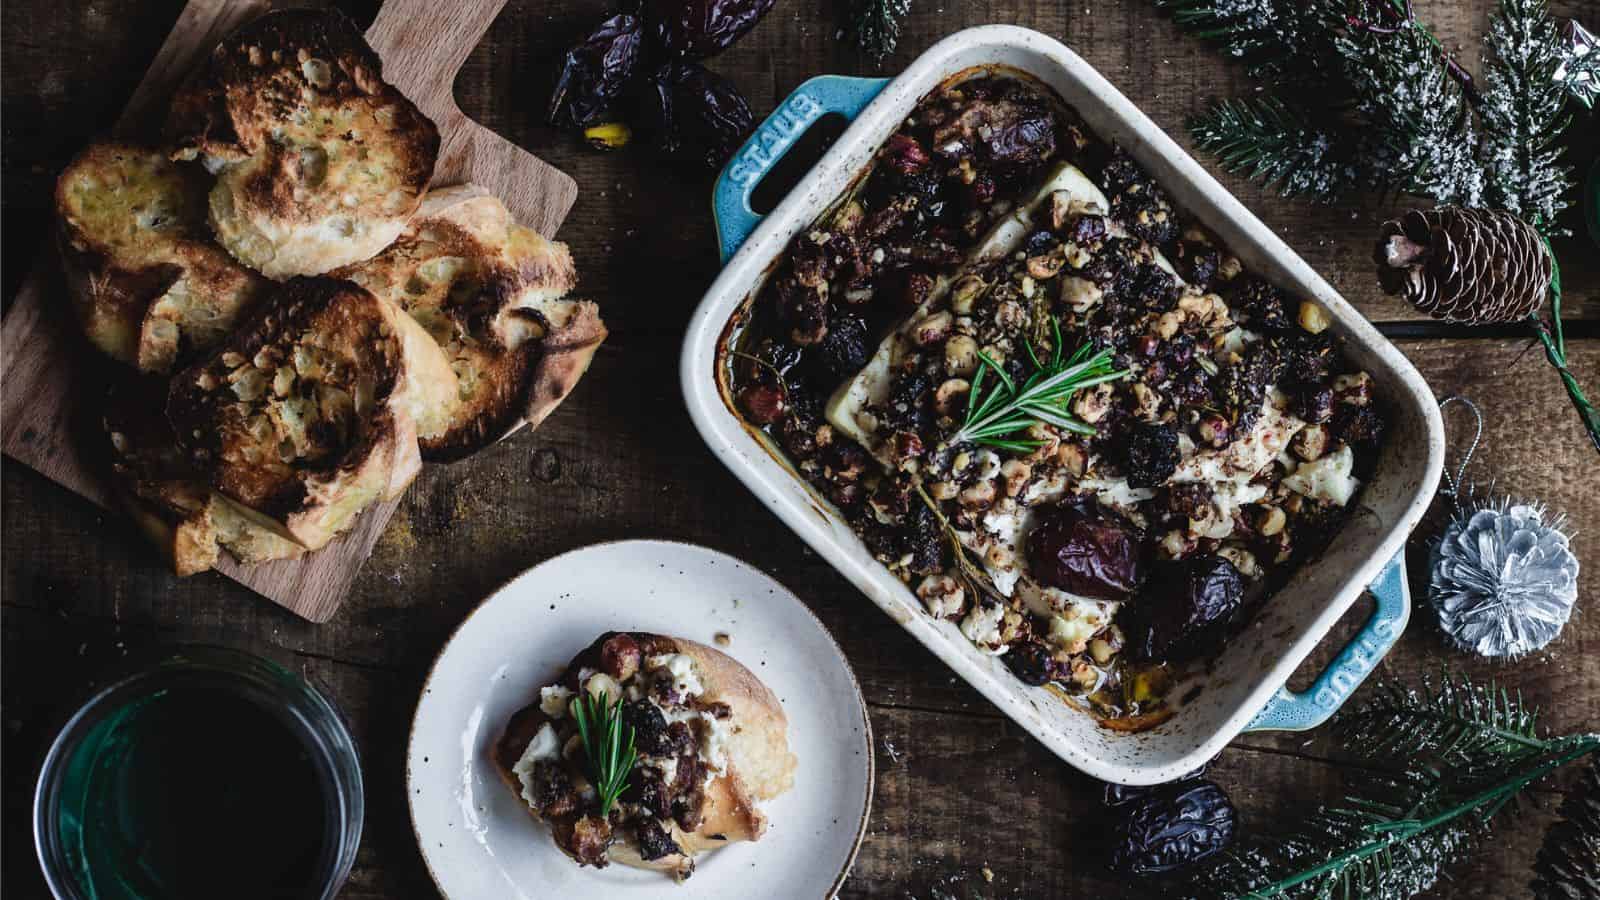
left=709, top=72, right=1412, bottom=736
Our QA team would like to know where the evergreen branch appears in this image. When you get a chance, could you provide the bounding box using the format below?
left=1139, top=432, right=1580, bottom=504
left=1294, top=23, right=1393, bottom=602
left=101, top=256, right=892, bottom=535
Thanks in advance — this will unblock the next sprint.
left=1478, top=0, right=1574, bottom=228
left=1188, top=673, right=1600, bottom=899
left=845, top=0, right=911, bottom=62
left=1188, top=96, right=1361, bottom=199
left=1154, top=0, right=1346, bottom=87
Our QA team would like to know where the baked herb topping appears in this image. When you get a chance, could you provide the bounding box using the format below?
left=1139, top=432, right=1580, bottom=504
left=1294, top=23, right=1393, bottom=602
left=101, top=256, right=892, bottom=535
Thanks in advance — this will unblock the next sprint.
left=955, top=329, right=1129, bottom=452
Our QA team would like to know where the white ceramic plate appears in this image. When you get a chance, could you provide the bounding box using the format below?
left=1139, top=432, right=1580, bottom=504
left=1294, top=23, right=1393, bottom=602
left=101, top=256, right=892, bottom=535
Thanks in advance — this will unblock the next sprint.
left=408, top=539, right=872, bottom=899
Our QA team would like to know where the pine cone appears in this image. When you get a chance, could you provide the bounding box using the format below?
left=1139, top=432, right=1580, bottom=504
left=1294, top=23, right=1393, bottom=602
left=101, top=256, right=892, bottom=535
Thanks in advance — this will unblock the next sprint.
left=1532, top=759, right=1600, bottom=900
left=1374, top=207, right=1552, bottom=324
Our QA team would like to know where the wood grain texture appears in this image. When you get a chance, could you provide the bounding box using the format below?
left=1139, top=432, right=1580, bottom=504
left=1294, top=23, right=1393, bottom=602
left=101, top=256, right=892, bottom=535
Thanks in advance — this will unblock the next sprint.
left=0, top=0, right=578, bottom=623
left=4, top=1, right=1599, bottom=898
left=366, top=0, right=578, bottom=237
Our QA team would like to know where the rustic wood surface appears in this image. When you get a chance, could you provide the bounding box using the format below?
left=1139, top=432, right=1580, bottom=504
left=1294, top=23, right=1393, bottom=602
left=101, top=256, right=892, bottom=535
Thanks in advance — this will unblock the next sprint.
left=3, top=1, right=1596, bottom=898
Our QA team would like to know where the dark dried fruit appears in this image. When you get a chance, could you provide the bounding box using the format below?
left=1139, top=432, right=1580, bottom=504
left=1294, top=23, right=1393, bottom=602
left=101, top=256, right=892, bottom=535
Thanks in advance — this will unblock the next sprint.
left=1332, top=403, right=1385, bottom=450
left=1125, top=422, right=1179, bottom=488
left=1027, top=503, right=1144, bottom=600
left=1102, top=766, right=1205, bottom=807
left=1121, top=555, right=1244, bottom=663
left=648, top=61, right=754, bottom=170
left=1004, top=641, right=1055, bottom=686
left=1108, top=780, right=1236, bottom=875
left=1068, top=214, right=1108, bottom=246
left=882, top=133, right=931, bottom=175
left=623, top=699, right=672, bottom=755
left=906, top=502, right=946, bottom=576
left=814, top=314, right=871, bottom=381
left=884, top=372, right=932, bottom=432
left=1172, top=241, right=1220, bottom=289
left=1100, top=150, right=1179, bottom=245
left=549, top=13, right=643, bottom=130
left=1226, top=276, right=1292, bottom=333
left=738, top=384, right=786, bottom=424
left=646, top=0, right=776, bottom=60
left=635, top=819, right=682, bottom=861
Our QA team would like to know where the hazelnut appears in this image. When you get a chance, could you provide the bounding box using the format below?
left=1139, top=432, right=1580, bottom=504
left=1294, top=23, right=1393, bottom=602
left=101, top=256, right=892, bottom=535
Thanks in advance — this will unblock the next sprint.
left=1257, top=505, right=1287, bottom=536
left=1056, top=440, right=1088, bottom=476
left=958, top=479, right=997, bottom=509
left=950, top=276, right=987, bottom=315
left=1000, top=459, right=1032, bottom=497
left=917, top=573, right=967, bottom=618
left=1197, top=412, right=1232, bottom=448
left=944, top=335, right=980, bottom=375
left=934, top=378, right=972, bottom=416
left=1298, top=300, right=1332, bottom=334
left=928, top=480, right=960, bottom=501
left=911, top=311, right=953, bottom=346
left=1155, top=311, right=1182, bottom=340
left=1333, top=372, right=1372, bottom=406
left=1292, top=424, right=1330, bottom=461
left=1131, top=382, right=1161, bottom=421
left=1218, top=546, right=1261, bottom=579
left=1072, top=383, right=1114, bottom=424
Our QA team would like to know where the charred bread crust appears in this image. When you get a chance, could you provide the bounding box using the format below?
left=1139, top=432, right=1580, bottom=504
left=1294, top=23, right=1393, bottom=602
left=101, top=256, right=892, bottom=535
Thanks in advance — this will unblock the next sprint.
left=165, top=276, right=457, bottom=550
left=104, top=379, right=303, bottom=575
left=493, top=632, right=797, bottom=879
left=55, top=141, right=269, bottom=373
left=167, top=9, right=439, bottom=279
left=335, top=186, right=606, bottom=461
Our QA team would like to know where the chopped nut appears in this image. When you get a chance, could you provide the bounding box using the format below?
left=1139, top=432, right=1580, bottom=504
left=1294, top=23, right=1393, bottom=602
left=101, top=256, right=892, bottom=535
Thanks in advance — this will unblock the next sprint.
left=1218, top=546, right=1261, bottom=579
left=1257, top=505, right=1287, bottom=536
left=1072, top=383, right=1114, bottom=424
left=917, top=573, right=967, bottom=618
left=1333, top=372, right=1372, bottom=406
left=950, top=275, right=987, bottom=315
left=1217, top=255, right=1243, bottom=281
left=928, top=480, right=960, bottom=501
left=958, top=479, right=997, bottom=509
left=1059, top=276, right=1102, bottom=313
left=934, top=378, right=971, bottom=416
left=1088, top=637, right=1116, bottom=664
left=944, top=334, right=980, bottom=375
left=1000, top=459, right=1032, bottom=497
left=911, top=311, right=953, bottom=346
left=1298, top=300, right=1332, bottom=334
left=1291, top=424, right=1330, bottom=461
left=1056, top=440, right=1088, bottom=476
left=1155, top=311, right=1182, bottom=339
left=1131, top=382, right=1161, bottom=421
left=985, top=542, right=1015, bottom=571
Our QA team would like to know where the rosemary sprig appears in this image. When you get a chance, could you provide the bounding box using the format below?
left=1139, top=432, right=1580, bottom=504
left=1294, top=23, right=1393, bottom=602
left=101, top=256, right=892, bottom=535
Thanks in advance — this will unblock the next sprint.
left=953, top=322, right=1129, bottom=452
left=570, top=691, right=637, bottom=817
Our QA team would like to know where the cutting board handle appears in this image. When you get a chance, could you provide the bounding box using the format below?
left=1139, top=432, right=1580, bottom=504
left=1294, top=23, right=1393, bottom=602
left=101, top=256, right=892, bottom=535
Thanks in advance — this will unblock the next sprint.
left=365, top=0, right=509, bottom=123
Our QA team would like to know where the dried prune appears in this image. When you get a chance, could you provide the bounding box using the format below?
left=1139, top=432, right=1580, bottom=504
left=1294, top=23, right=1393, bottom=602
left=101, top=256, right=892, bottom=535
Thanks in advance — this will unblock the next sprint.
left=884, top=372, right=932, bottom=432
left=814, top=314, right=871, bottom=381
left=1004, top=641, right=1056, bottom=686
left=548, top=13, right=644, bottom=130
left=1125, top=422, right=1179, bottom=488
left=1026, top=503, right=1144, bottom=600
left=646, top=0, right=776, bottom=59
left=1120, top=555, right=1244, bottom=663
left=1332, top=403, right=1385, bottom=450
left=648, top=61, right=754, bottom=169
left=1226, top=276, right=1291, bottom=332
left=906, top=503, right=946, bottom=576
left=1099, top=149, right=1179, bottom=245
left=1102, top=766, right=1205, bottom=807
left=1108, top=780, right=1236, bottom=875
left=623, top=698, right=672, bottom=754
left=635, top=819, right=682, bottom=861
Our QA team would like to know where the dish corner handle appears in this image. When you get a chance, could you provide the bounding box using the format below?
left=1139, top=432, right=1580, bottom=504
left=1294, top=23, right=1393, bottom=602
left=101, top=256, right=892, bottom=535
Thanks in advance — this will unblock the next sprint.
left=713, top=75, right=889, bottom=263
left=1243, top=552, right=1410, bottom=733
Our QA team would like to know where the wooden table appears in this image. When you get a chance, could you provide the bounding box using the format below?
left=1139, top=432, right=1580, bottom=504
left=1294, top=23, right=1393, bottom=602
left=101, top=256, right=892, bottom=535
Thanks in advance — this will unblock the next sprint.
left=4, top=1, right=1595, bottom=897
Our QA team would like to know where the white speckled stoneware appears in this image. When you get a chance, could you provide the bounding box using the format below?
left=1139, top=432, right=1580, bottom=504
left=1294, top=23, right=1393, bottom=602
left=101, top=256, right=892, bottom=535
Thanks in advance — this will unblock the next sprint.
left=682, top=26, right=1445, bottom=785
left=408, top=540, right=872, bottom=898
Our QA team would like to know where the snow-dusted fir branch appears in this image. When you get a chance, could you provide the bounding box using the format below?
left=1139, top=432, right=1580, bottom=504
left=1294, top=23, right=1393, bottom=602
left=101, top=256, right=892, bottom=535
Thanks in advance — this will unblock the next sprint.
left=1337, top=20, right=1485, bottom=207
left=1189, top=96, right=1360, bottom=199
left=846, top=0, right=912, bottom=62
left=1478, top=0, right=1574, bottom=231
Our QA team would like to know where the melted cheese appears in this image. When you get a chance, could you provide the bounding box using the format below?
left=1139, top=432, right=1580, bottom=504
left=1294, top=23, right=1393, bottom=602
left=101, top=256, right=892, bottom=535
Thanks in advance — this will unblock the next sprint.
left=1284, top=444, right=1360, bottom=505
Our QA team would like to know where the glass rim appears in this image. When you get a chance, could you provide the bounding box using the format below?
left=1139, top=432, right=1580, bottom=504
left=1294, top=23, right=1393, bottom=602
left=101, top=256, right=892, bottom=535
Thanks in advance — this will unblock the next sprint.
left=32, top=644, right=364, bottom=900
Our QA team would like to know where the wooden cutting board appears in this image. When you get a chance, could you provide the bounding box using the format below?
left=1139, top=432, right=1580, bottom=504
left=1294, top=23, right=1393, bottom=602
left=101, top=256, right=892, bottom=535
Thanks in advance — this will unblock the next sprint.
left=0, top=0, right=579, bottom=623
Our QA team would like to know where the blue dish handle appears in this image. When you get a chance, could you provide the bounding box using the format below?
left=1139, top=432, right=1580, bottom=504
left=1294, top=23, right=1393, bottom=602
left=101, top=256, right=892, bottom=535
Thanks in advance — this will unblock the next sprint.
left=714, top=75, right=890, bottom=263
left=1244, top=552, right=1410, bottom=732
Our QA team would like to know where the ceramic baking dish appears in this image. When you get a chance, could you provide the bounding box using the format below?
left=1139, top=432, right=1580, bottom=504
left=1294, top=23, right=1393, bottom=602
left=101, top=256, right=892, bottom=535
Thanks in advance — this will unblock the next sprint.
left=681, top=25, right=1445, bottom=784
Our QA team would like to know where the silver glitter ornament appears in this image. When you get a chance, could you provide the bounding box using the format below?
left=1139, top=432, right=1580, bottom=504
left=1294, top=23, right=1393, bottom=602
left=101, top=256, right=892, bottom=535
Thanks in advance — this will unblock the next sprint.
left=1430, top=498, right=1580, bottom=658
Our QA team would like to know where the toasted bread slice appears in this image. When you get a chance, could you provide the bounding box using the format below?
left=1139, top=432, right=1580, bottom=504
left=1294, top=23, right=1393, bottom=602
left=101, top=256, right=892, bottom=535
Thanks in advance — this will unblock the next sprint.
left=104, top=379, right=303, bottom=575
left=335, top=185, right=606, bottom=460
left=55, top=141, right=270, bottom=372
left=494, top=633, right=797, bottom=880
left=167, top=9, right=439, bottom=279
left=166, top=277, right=457, bottom=551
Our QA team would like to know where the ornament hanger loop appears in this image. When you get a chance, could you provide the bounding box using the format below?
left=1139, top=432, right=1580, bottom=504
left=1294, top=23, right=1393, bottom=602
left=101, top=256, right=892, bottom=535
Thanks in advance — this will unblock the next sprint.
left=1438, top=395, right=1483, bottom=515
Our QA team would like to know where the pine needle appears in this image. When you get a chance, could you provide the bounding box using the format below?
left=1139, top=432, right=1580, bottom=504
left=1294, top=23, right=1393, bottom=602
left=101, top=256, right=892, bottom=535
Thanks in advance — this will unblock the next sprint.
left=847, top=0, right=912, bottom=62
left=1188, top=96, right=1360, bottom=200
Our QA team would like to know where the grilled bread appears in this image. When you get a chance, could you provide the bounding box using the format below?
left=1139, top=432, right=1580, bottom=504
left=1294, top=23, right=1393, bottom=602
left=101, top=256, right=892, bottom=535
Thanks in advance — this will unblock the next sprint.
left=495, top=633, right=797, bottom=881
left=55, top=141, right=270, bottom=373
left=167, top=277, right=458, bottom=551
left=167, top=9, right=439, bottom=279
left=335, top=185, right=606, bottom=460
left=104, top=380, right=303, bottom=576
